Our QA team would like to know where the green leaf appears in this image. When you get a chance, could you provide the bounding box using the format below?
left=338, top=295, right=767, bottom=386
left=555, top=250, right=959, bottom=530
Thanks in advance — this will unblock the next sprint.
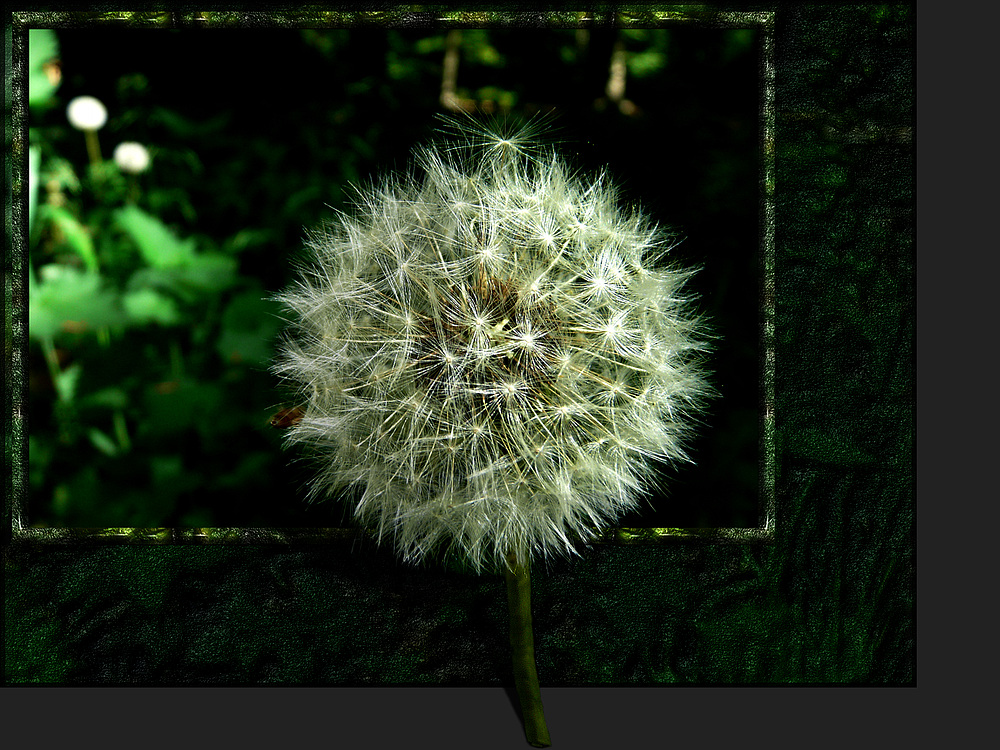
left=627, top=49, right=667, bottom=78
left=415, top=34, right=445, bottom=54
left=87, top=427, right=120, bottom=457
left=78, top=386, right=129, bottom=411
left=122, top=287, right=181, bottom=326
left=125, top=263, right=229, bottom=305
left=29, top=265, right=123, bottom=340
left=114, top=205, right=197, bottom=269
left=180, top=252, right=238, bottom=293
left=38, top=205, right=99, bottom=272
left=40, top=157, right=81, bottom=195
left=85, top=161, right=128, bottom=204
left=222, top=228, right=273, bottom=254
left=54, top=363, right=83, bottom=404
left=462, top=30, right=503, bottom=67
left=28, top=29, right=61, bottom=108
left=29, top=28, right=59, bottom=64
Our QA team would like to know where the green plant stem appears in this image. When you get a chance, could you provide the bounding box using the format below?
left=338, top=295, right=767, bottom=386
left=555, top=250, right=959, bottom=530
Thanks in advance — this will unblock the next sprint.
left=504, top=550, right=551, bottom=748
left=84, top=129, right=102, bottom=166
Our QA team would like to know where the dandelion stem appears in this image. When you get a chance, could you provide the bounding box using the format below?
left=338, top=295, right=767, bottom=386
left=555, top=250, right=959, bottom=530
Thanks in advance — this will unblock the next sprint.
left=504, top=549, right=551, bottom=748
left=84, top=129, right=102, bottom=166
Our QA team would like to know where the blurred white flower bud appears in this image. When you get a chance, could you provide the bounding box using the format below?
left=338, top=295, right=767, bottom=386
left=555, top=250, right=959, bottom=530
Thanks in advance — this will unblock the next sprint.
left=113, top=141, right=151, bottom=174
left=66, top=96, right=108, bottom=131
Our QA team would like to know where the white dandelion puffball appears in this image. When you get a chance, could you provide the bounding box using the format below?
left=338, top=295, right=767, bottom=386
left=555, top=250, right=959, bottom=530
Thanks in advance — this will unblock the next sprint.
left=66, top=95, right=108, bottom=131
left=274, top=118, right=712, bottom=573
left=113, top=141, right=151, bottom=174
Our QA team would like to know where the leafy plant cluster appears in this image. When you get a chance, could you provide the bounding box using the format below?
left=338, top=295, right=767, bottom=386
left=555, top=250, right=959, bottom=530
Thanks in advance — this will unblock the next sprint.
left=26, top=29, right=287, bottom=527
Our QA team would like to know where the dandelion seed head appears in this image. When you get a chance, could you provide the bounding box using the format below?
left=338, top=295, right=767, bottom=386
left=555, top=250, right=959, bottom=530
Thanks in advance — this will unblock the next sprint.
left=273, top=116, right=713, bottom=573
left=113, top=141, right=151, bottom=174
left=66, top=95, right=107, bottom=131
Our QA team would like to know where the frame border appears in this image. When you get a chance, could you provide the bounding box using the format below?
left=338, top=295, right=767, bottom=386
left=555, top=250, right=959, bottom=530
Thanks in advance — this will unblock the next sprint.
left=6, top=8, right=776, bottom=548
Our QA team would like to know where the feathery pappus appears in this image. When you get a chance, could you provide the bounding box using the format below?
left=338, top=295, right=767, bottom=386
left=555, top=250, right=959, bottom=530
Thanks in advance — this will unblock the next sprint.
left=272, top=115, right=713, bottom=573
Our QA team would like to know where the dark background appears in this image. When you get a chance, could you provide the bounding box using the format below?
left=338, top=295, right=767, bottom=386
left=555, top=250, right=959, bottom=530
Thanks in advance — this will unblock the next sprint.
left=25, top=23, right=759, bottom=529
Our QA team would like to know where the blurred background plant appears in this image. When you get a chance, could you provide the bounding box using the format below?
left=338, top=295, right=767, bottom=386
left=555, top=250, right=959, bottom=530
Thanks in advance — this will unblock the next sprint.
left=21, top=24, right=758, bottom=529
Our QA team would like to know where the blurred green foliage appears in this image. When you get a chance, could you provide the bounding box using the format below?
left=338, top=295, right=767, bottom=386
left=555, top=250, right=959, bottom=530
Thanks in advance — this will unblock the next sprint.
left=26, top=29, right=292, bottom=527
left=23, top=26, right=758, bottom=528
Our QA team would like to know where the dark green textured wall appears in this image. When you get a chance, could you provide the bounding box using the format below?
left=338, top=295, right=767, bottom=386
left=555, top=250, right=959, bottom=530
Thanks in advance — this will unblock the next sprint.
left=6, top=5, right=914, bottom=691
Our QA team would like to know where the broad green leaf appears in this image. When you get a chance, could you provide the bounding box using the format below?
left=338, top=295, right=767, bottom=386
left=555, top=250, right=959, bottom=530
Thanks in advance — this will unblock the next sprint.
left=122, top=287, right=181, bottom=325
left=179, top=252, right=238, bottom=293
left=28, top=29, right=61, bottom=108
left=28, top=29, right=59, bottom=68
left=126, top=265, right=214, bottom=304
left=38, top=205, right=99, bottom=272
left=114, top=205, right=197, bottom=269
left=125, top=266, right=186, bottom=299
left=29, top=265, right=123, bottom=340
left=79, top=386, right=129, bottom=411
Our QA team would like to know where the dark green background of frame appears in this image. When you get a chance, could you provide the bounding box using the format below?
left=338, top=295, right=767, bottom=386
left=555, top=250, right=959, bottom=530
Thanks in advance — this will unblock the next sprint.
left=5, top=5, right=914, bottom=688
